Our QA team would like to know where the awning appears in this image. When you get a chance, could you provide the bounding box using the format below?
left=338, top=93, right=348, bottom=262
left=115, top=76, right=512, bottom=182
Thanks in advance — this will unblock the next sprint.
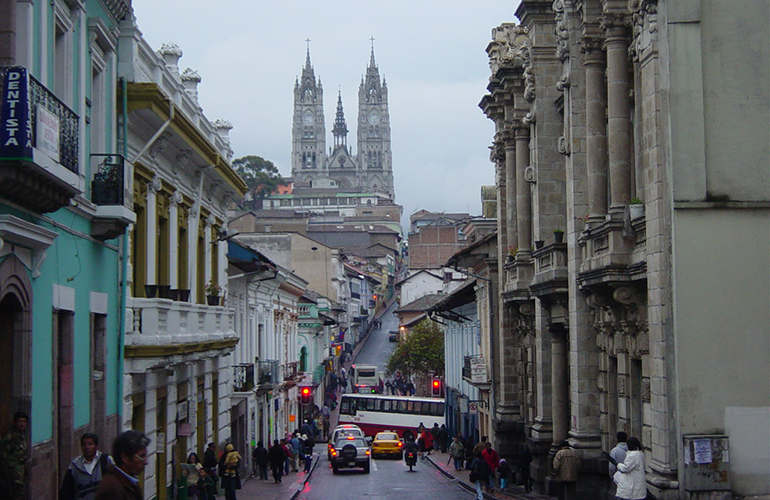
left=228, top=240, right=275, bottom=274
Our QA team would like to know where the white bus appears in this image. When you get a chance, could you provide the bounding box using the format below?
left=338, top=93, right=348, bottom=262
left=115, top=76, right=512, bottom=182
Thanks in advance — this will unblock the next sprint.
left=337, top=394, right=445, bottom=440
left=351, top=364, right=380, bottom=393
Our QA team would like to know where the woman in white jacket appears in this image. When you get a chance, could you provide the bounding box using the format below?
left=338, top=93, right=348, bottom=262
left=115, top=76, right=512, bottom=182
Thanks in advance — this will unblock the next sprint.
left=605, top=436, right=647, bottom=500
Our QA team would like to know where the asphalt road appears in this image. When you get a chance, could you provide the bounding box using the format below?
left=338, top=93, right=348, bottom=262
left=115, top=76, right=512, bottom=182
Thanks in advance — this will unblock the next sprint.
left=296, top=452, right=472, bottom=500
left=354, top=301, right=399, bottom=372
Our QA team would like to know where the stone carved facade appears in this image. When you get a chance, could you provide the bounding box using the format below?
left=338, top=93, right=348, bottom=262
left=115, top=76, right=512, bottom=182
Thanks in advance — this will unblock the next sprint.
left=481, top=1, right=769, bottom=499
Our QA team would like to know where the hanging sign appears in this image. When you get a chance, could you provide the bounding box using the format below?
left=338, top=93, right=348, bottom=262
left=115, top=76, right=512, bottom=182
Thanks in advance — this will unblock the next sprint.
left=0, top=67, right=33, bottom=161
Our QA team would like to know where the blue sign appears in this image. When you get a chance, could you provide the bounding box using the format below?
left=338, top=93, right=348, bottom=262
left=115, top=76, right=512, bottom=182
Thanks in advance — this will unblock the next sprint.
left=0, top=66, right=33, bottom=161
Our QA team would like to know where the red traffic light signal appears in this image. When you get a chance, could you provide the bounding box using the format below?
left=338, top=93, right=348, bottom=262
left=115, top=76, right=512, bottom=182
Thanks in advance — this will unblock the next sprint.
left=431, top=378, right=441, bottom=396
left=300, top=386, right=312, bottom=404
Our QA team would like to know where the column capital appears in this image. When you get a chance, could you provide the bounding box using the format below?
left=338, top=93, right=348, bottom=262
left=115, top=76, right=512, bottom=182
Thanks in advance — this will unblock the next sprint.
left=581, top=36, right=606, bottom=63
left=601, top=13, right=632, bottom=40
left=514, top=124, right=530, bottom=140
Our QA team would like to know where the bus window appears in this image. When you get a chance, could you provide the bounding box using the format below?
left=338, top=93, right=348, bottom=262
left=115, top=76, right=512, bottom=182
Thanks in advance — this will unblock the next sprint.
left=340, top=399, right=351, bottom=415
left=382, top=399, right=393, bottom=413
left=437, top=403, right=446, bottom=416
left=396, top=399, right=407, bottom=413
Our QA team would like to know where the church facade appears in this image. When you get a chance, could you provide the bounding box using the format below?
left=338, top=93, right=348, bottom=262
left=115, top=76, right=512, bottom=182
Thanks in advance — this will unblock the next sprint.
left=291, top=47, right=395, bottom=200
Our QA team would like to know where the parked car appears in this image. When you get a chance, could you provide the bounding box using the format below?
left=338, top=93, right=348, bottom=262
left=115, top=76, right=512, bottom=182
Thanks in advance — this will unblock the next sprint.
left=388, top=330, right=398, bottom=342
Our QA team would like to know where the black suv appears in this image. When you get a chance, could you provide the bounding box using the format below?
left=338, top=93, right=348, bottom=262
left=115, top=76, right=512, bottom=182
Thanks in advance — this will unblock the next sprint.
left=330, top=436, right=371, bottom=474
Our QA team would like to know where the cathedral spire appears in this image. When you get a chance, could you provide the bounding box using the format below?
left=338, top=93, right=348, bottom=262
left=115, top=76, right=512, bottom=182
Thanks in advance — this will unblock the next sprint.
left=332, top=90, right=348, bottom=150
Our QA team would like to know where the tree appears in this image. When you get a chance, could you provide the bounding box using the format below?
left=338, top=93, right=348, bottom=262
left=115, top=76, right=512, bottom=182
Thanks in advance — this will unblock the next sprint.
left=386, top=319, right=444, bottom=380
left=232, top=155, right=282, bottom=209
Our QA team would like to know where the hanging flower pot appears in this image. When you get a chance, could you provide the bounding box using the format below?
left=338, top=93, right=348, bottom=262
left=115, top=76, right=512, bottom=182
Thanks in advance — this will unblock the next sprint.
left=178, top=289, right=191, bottom=302
left=553, top=230, right=564, bottom=243
left=158, top=285, right=172, bottom=299
left=206, top=295, right=220, bottom=306
left=144, top=284, right=158, bottom=298
left=535, top=240, right=545, bottom=250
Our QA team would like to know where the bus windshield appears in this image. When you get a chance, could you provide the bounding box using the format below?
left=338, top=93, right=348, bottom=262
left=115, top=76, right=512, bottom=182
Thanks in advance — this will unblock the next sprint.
left=338, top=394, right=445, bottom=440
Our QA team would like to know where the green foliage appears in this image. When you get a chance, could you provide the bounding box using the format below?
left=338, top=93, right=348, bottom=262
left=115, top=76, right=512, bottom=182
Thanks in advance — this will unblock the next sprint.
left=232, top=155, right=282, bottom=209
left=386, top=319, right=444, bottom=380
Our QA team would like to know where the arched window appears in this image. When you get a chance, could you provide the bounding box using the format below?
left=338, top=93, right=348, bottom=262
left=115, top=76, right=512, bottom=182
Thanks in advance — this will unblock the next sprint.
left=299, top=346, right=308, bottom=372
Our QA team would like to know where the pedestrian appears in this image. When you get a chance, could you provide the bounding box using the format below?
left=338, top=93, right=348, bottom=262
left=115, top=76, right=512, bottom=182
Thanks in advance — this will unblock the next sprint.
left=196, top=468, right=216, bottom=500
left=472, top=435, right=487, bottom=457
left=292, top=432, right=303, bottom=471
left=280, top=439, right=291, bottom=475
left=220, top=444, right=241, bottom=500
left=482, top=441, right=500, bottom=492
left=469, top=451, right=492, bottom=500
left=448, top=435, right=465, bottom=471
left=553, top=440, right=581, bottom=500
left=183, top=452, right=202, bottom=500
left=59, top=432, right=112, bottom=500
left=0, top=411, right=29, bottom=500
left=301, top=434, right=313, bottom=472
left=605, top=436, right=647, bottom=500
left=253, top=441, right=269, bottom=480
left=497, top=458, right=512, bottom=491
left=438, top=424, right=449, bottom=453
left=431, top=423, right=441, bottom=451
left=268, top=439, right=286, bottom=483
left=94, top=430, right=150, bottom=500
left=609, top=431, right=629, bottom=478
left=516, top=442, right=533, bottom=492
left=202, top=443, right=219, bottom=488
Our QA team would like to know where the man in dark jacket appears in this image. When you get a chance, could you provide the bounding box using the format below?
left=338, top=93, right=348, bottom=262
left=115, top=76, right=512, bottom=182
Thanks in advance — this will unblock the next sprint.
left=470, top=452, right=491, bottom=500
left=267, top=440, right=286, bottom=483
left=253, top=442, right=269, bottom=480
left=202, top=442, right=218, bottom=486
left=59, top=432, right=112, bottom=500
left=94, top=430, right=150, bottom=500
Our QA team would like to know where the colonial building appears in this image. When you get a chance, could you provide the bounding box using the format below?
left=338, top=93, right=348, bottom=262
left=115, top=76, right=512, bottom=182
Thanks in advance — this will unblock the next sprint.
left=291, top=46, right=395, bottom=199
left=0, top=1, right=132, bottom=498
left=118, top=16, right=248, bottom=499
left=479, top=1, right=769, bottom=499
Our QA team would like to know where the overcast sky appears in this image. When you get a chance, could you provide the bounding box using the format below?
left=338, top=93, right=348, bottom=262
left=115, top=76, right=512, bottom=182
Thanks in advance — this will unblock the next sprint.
left=131, top=1, right=521, bottom=228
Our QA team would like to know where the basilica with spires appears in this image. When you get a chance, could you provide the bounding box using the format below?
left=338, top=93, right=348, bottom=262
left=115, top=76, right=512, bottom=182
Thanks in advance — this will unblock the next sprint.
left=291, top=45, right=395, bottom=200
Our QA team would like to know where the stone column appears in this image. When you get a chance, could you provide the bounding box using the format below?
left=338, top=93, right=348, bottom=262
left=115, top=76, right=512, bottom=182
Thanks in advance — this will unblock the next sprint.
left=550, top=323, right=569, bottom=448
left=604, top=17, right=632, bottom=215
left=504, top=130, right=517, bottom=252
left=145, top=177, right=161, bottom=285
left=584, top=40, right=608, bottom=221
left=515, top=125, right=532, bottom=252
left=168, top=192, right=180, bottom=289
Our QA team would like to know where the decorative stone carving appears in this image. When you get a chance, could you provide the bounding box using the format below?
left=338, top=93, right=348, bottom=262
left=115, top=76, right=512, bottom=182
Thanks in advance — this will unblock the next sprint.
left=158, top=43, right=183, bottom=79
left=149, top=175, right=162, bottom=194
left=173, top=150, right=191, bottom=175
left=628, top=0, right=658, bottom=61
left=558, top=136, right=571, bottom=156
left=149, top=132, right=170, bottom=159
left=181, top=68, right=202, bottom=103
left=553, top=0, right=570, bottom=61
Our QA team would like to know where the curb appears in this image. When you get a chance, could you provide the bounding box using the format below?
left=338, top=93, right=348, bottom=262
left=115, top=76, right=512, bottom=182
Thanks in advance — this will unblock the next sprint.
left=288, top=453, right=320, bottom=500
left=423, top=455, right=500, bottom=500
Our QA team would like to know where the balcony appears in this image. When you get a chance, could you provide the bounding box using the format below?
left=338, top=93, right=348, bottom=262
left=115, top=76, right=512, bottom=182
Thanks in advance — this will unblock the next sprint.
left=233, top=363, right=255, bottom=393
left=123, top=298, right=238, bottom=368
left=529, top=242, right=569, bottom=299
left=90, top=154, right=135, bottom=240
left=257, top=360, right=280, bottom=391
left=577, top=216, right=647, bottom=291
left=284, top=361, right=299, bottom=381
left=0, top=66, right=81, bottom=213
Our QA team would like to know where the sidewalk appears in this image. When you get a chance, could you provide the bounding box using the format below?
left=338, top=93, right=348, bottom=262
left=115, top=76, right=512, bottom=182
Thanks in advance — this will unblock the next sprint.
left=423, top=450, right=551, bottom=500
left=229, top=450, right=319, bottom=500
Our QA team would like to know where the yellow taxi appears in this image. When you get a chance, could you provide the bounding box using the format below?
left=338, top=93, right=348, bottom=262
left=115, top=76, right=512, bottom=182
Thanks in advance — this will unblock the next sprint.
left=371, top=431, right=403, bottom=459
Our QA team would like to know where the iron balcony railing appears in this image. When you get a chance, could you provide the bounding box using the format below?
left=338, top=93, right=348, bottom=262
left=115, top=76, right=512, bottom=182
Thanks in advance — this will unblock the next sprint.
left=257, top=360, right=279, bottom=386
left=0, top=67, right=79, bottom=174
left=28, top=73, right=79, bottom=173
left=91, top=154, right=126, bottom=205
left=233, top=363, right=255, bottom=393
left=284, top=361, right=299, bottom=381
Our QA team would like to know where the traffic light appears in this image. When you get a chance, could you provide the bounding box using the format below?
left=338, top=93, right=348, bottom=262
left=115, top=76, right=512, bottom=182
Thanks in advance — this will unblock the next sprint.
left=300, top=386, right=312, bottom=404
left=431, top=378, right=441, bottom=396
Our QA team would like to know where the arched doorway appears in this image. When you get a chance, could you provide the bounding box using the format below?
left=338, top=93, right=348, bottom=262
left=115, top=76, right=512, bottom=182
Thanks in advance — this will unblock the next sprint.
left=0, top=255, right=32, bottom=442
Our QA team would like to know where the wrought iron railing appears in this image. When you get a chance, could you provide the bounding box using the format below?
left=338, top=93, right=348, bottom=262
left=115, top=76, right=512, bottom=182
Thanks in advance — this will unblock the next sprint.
left=91, top=154, right=125, bottom=205
left=28, top=73, right=79, bottom=173
left=233, top=363, right=255, bottom=393
left=257, top=360, right=279, bottom=386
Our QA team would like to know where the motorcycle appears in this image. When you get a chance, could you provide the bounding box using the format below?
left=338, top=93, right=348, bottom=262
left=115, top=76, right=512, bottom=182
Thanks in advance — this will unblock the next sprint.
left=405, top=450, right=417, bottom=472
